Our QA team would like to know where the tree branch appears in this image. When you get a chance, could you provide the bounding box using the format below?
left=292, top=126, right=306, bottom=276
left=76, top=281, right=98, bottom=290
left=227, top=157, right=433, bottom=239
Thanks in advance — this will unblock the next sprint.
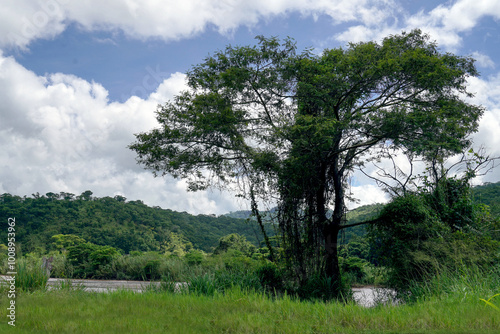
left=339, top=218, right=380, bottom=230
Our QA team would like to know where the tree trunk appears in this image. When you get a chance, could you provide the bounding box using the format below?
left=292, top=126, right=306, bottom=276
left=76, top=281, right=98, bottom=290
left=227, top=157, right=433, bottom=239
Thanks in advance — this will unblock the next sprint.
left=323, top=221, right=341, bottom=285
left=322, top=152, right=345, bottom=295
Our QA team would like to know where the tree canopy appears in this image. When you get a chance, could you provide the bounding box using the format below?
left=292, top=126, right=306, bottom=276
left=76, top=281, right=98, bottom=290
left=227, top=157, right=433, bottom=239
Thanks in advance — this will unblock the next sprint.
left=130, top=30, right=484, bottom=296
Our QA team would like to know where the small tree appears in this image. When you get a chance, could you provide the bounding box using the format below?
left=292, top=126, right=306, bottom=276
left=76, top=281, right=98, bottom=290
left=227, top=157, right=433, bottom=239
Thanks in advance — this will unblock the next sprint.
left=51, top=234, right=87, bottom=252
left=162, top=232, right=193, bottom=257
left=130, top=30, right=484, bottom=297
left=213, top=233, right=256, bottom=256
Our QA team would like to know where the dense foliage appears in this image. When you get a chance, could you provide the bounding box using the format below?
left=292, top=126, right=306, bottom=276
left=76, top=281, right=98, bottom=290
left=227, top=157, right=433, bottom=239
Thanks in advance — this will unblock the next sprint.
left=0, top=191, right=263, bottom=254
left=473, top=181, right=500, bottom=218
left=368, top=177, right=500, bottom=291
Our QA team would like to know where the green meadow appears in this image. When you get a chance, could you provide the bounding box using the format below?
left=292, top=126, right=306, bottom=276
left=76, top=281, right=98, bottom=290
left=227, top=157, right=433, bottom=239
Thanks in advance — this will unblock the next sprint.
left=1, top=268, right=499, bottom=334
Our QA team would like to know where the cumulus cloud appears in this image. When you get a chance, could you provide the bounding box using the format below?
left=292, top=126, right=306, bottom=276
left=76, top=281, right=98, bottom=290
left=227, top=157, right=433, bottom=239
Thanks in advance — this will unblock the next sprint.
left=1, top=0, right=397, bottom=49
left=466, top=74, right=500, bottom=184
left=348, top=184, right=389, bottom=209
left=335, top=0, right=500, bottom=50
left=0, top=52, right=238, bottom=214
left=2, top=0, right=498, bottom=55
left=471, top=52, right=496, bottom=69
left=0, top=0, right=67, bottom=50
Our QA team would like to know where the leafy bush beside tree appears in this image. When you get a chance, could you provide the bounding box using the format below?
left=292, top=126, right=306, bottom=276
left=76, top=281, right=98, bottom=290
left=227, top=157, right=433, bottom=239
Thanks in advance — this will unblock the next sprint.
left=368, top=177, right=500, bottom=291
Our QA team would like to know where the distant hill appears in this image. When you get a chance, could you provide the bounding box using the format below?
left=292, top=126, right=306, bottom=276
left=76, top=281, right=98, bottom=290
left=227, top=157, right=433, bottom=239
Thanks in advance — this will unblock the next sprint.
left=224, top=210, right=253, bottom=220
left=0, top=192, right=264, bottom=254
left=224, top=208, right=277, bottom=221
left=225, top=204, right=384, bottom=244
left=223, top=180, right=500, bottom=245
left=341, top=203, right=385, bottom=243
left=473, top=181, right=500, bottom=218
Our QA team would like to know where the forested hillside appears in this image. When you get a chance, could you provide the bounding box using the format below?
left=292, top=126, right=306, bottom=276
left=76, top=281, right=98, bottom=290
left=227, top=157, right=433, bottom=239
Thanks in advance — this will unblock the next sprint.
left=473, top=181, right=500, bottom=217
left=2, top=182, right=498, bottom=256
left=0, top=191, right=263, bottom=254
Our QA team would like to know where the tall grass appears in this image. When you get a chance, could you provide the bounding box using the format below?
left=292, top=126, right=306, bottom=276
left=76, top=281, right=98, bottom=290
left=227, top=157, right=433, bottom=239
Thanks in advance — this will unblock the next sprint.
left=2, top=284, right=499, bottom=333
left=111, top=252, right=206, bottom=281
left=405, top=265, right=500, bottom=303
left=187, top=269, right=263, bottom=296
left=16, top=258, right=49, bottom=292
left=480, top=293, right=500, bottom=312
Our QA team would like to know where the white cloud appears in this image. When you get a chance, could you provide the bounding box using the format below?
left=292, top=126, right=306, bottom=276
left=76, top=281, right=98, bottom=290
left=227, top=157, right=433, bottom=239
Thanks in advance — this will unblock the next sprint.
left=430, top=0, right=500, bottom=32
left=0, top=0, right=67, bottom=50
left=466, top=74, right=500, bottom=183
left=2, top=0, right=498, bottom=57
left=335, top=0, right=500, bottom=50
left=471, top=52, right=496, bottom=69
left=348, top=184, right=389, bottom=209
left=1, top=0, right=500, bottom=215
left=0, top=52, right=240, bottom=214
left=335, top=24, right=399, bottom=45
left=1, top=0, right=397, bottom=49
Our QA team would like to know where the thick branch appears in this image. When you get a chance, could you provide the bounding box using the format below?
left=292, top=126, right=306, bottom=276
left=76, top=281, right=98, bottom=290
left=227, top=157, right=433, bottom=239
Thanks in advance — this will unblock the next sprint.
left=339, top=218, right=380, bottom=230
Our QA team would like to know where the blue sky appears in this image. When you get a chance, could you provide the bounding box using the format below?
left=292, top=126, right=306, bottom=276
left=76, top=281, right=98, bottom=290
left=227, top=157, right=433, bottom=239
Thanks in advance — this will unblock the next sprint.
left=6, top=13, right=353, bottom=102
left=1, top=0, right=500, bottom=214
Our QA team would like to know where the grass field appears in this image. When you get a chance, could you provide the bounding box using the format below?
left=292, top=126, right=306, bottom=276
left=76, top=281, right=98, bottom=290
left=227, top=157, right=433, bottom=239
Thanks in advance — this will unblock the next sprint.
left=0, top=286, right=498, bottom=334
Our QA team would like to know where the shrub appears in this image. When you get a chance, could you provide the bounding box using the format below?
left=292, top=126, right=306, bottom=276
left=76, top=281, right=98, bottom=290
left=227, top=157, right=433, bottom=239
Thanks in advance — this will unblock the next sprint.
left=341, top=257, right=368, bottom=282
left=112, top=252, right=166, bottom=280
left=256, top=262, right=283, bottom=292
left=47, top=253, right=73, bottom=278
left=185, top=250, right=205, bottom=266
left=67, top=242, right=119, bottom=278
left=368, top=194, right=448, bottom=289
left=187, top=269, right=262, bottom=296
left=66, top=242, right=97, bottom=277
left=89, top=246, right=119, bottom=269
left=213, top=233, right=256, bottom=256
left=368, top=183, right=500, bottom=292
left=294, top=273, right=352, bottom=302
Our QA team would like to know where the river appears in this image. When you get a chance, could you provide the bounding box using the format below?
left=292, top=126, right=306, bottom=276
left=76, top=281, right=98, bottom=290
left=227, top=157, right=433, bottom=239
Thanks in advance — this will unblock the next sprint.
left=3, top=276, right=398, bottom=307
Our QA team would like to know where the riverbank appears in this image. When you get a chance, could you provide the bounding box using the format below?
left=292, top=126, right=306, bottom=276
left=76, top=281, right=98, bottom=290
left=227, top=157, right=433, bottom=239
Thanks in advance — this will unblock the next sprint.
left=1, top=275, right=396, bottom=307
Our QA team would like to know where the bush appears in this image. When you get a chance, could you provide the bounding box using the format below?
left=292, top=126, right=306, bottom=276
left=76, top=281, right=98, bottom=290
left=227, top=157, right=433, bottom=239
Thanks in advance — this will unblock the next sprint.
left=112, top=252, right=167, bottom=280
left=187, top=269, right=262, bottom=296
left=256, top=262, right=283, bottom=292
left=368, top=194, right=443, bottom=289
left=47, top=253, right=73, bottom=278
left=89, top=246, right=119, bottom=269
left=185, top=250, right=205, bottom=266
left=294, top=273, right=352, bottom=302
left=368, top=184, right=500, bottom=292
left=341, top=257, right=368, bottom=282
left=66, top=242, right=97, bottom=278
left=67, top=241, right=119, bottom=278
left=213, top=234, right=256, bottom=256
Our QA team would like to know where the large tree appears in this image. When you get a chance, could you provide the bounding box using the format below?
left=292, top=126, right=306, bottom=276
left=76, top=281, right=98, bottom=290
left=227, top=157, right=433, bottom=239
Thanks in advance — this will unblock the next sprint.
left=129, top=30, right=483, bottom=295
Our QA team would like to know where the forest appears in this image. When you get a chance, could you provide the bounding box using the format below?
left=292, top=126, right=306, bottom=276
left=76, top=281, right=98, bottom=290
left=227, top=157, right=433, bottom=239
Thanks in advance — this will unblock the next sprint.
left=0, top=190, right=263, bottom=255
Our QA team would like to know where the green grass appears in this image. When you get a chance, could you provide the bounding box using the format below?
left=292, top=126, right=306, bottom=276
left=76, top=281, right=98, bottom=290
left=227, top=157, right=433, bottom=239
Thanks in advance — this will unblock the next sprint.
left=0, top=284, right=498, bottom=334
left=1, top=265, right=498, bottom=333
left=403, top=265, right=500, bottom=303
left=15, top=258, right=49, bottom=292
